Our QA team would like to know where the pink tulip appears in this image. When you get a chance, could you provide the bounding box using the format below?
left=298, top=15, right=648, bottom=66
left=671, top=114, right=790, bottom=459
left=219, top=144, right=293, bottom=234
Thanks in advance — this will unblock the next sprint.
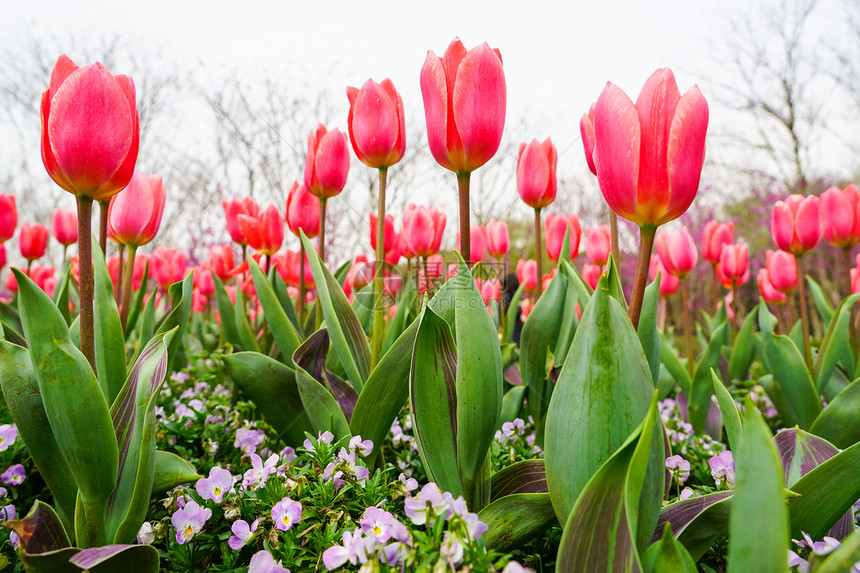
left=346, top=79, right=406, bottom=168
left=149, top=247, right=187, bottom=289
left=402, top=205, right=446, bottom=259
left=582, top=263, right=602, bottom=290
left=771, top=194, right=821, bottom=255
left=51, top=208, right=77, bottom=246
left=545, top=214, right=582, bottom=263
left=819, top=184, right=860, bottom=247
left=701, top=221, right=735, bottom=264
left=193, top=263, right=215, bottom=297
left=758, top=268, right=787, bottom=305
left=0, top=244, right=6, bottom=272
left=369, top=213, right=397, bottom=254
left=238, top=205, right=284, bottom=257
left=426, top=254, right=444, bottom=279
left=485, top=220, right=510, bottom=259
left=0, top=194, right=16, bottom=244
left=517, top=138, right=557, bottom=209
left=593, top=68, right=708, bottom=227
left=19, top=223, right=49, bottom=261
left=40, top=55, right=139, bottom=201
left=765, top=249, right=798, bottom=293
left=718, top=243, right=749, bottom=285
left=580, top=103, right=597, bottom=176
left=585, top=225, right=612, bottom=267
left=30, top=265, right=57, bottom=296
left=420, top=38, right=506, bottom=174
left=304, top=124, right=350, bottom=199
left=385, top=232, right=404, bottom=266
left=346, top=254, right=372, bottom=293
left=457, top=225, right=485, bottom=264
left=209, top=244, right=236, bottom=283
left=222, top=197, right=259, bottom=246
left=649, top=254, right=680, bottom=297
left=516, top=259, right=538, bottom=292
left=655, top=226, right=698, bottom=277
left=274, top=250, right=315, bottom=289
left=108, top=170, right=166, bottom=247
left=285, top=180, right=320, bottom=239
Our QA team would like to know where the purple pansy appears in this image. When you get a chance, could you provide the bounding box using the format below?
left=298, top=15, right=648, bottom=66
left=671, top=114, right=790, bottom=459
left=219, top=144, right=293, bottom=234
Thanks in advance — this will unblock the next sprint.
left=248, top=549, right=290, bottom=573
left=665, top=455, right=691, bottom=484
left=708, top=450, right=735, bottom=488
left=242, top=453, right=279, bottom=490
left=0, top=425, right=17, bottom=452
left=228, top=518, right=262, bottom=550
left=235, top=427, right=266, bottom=455
left=271, top=497, right=302, bottom=531
left=195, top=466, right=235, bottom=504
left=171, top=500, right=212, bottom=544
left=1, top=464, right=25, bottom=486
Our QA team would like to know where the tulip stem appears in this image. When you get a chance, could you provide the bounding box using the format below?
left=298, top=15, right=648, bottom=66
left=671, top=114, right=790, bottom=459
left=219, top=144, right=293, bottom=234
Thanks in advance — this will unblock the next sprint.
left=120, top=246, right=137, bottom=331
left=609, top=211, right=621, bottom=267
left=795, top=255, right=814, bottom=374
left=319, top=198, right=327, bottom=265
left=298, top=241, right=306, bottom=328
left=76, top=196, right=95, bottom=370
left=371, top=167, right=388, bottom=369
left=843, top=246, right=853, bottom=299
left=711, top=263, right=720, bottom=314
left=534, top=208, right=543, bottom=297
left=116, top=244, right=125, bottom=304
left=457, top=172, right=471, bottom=266
left=680, top=277, right=695, bottom=376
left=422, top=257, right=431, bottom=293
left=776, top=305, right=784, bottom=335
left=629, top=225, right=656, bottom=330
left=98, top=200, right=109, bottom=256
left=62, top=245, right=68, bottom=272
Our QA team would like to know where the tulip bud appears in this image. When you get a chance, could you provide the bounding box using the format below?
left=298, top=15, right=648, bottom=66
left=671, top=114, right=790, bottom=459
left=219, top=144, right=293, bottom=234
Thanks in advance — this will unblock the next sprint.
left=582, top=263, right=602, bottom=290
left=765, top=249, right=798, bottom=293
left=718, top=243, right=749, bottom=285
left=222, top=197, right=259, bottom=246
left=771, top=194, right=821, bottom=255
left=585, top=225, right=612, bottom=267
left=346, top=79, right=406, bottom=168
left=238, top=205, right=284, bottom=256
left=819, top=184, right=860, bottom=248
left=0, top=244, right=6, bottom=272
left=285, top=181, right=320, bottom=239
left=593, top=68, right=708, bottom=227
left=758, top=268, right=787, bottom=305
left=304, top=124, right=350, bottom=199
left=209, top=244, right=236, bottom=283
left=51, top=208, right=78, bottom=246
left=701, top=221, right=734, bottom=264
left=347, top=254, right=372, bottom=293
left=193, top=263, right=215, bottom=297
left=649, top=255, right=679, bottom=297
left=19, top=223, right=49, bottom=262
left=0, top=195, right=18, bottom=244
left=369, top=213, right=397, bottom=254
left=516, top=259, right=538, bottom=292
left=485, top=220, right=510, bottom=259
left=108, top=170, right=166, bottom=247
left=457, top=226, right=485, bottom=264
left=517, top=138, right=557, bottom=209
left=402, top=205, right=446, bottom=259
left=41, top=55, right=139, bottom=200
left=545, top=214, right=582, bottom=263
left=580, top=103, right=597, bottom=176
left=655, top=226, right=698, bottom=277
left=150, top=247, right=188, bottom=289
left=420, top=38, right=506, bottom=174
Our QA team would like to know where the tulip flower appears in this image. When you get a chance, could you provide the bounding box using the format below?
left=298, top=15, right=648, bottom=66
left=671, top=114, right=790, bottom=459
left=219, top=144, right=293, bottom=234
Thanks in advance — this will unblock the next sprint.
left=420, top=37, right=506, bottom=266
left=285, top=181, right=320, bottom=239
left=108, top=171, right=166, bottom=248
left=304, top=124, right=349, bottom=269
left=457, top=226, right=486, bottom=264
left=41, top=55, right=140, bottom=367
left=384, top=232, right=404, bottom=266
left=655, top=226, right=698, bottom=278
left=402, top=204, right=446, bottom=259
left=346, top=254, right=372, bottom=294
left=0, top=244, right=6, bottom=275
left=819, top=184, right=860, bottom=295
left=585, top=225, right=612, bottom=267
left=852, top=264, right=860, bottom=295
left=19, top=223, right=49, bottom=266
left=765, top=249, right=798, bottom=294
left=485, top=220, right=509, bottom=260
left=758, top=268, right=787, bottom=321
left=193, top=262, right=215, bottom=297
left=0, top=194, right=16, bottom=244
left=545, top=214, right=582, bottom=263
left=582, top=263, right=602, bottom=290
left=209, top=245, right=236, bottom=283
left=347, top=79, right=406, bottom=169
left=649, top=255, right=679, bottom=298
left=593, top=68, right=708, bottom=327
left=222, top=197, right=260, bottom=249
left=51, top=208, right=77, bottom=247
left=516, top=259, right=538, bottom=292
left=517, top=138, right=557, bottom=293
left=369, top=213, right=398, bottom=254
left=702, top=220, right=734, bottom=311
left=238, top=205, right=284, bottom=261
left=718, top=243, right=749, bottom=288
left=149, top=247, right=188, bottom=290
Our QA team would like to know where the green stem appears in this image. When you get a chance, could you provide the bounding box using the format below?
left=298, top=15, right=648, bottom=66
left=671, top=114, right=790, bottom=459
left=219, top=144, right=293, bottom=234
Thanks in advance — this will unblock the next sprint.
left=711, top=263, right=720, bottom=314
left=534, top=207, right=543, bottom=297
left=795, top=255, right=814, bottom=374
left=83, top=497, right=107, bottom=547
left=371, top=167, right=388, bottom=369
left=681, top=276, right=694, bottom=376
left=298, top=241, right=306, bottom=328
left=316, top=198, right=327, bottom=330
left=457, top=172, right=471, bottom=265
left=628, top=225, right=657, bottom=330
left=120, top=246, right=137, bottom=331
left=115, top=243, right=125, bottom=303
left=76, top=196, right=95, bottom=370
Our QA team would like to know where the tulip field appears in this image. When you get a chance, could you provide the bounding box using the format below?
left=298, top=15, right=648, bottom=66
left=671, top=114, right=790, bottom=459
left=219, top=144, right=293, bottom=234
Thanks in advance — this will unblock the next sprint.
left=1, top=37, right=860, bottom=573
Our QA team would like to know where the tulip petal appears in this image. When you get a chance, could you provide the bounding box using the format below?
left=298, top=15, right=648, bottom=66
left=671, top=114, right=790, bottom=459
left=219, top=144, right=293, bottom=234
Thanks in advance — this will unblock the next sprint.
left=351, top=80, right=400, bottom=167
left=40, top=90, right=74, bottom=194
left=420, top=51, right=454, bottom=170
left=663, top=85, right=709, bottom=225
left=594, top=82, right=640, bottom=222
left=771, top=202, right=794, bottom=252
left=795, top=196, right=821, bottom=252
left=48, top=55, right=79, bottom=97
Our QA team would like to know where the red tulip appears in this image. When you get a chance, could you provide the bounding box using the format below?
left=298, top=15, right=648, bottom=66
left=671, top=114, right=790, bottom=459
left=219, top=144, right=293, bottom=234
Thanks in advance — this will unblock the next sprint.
left=819, top=184, right=860, bottom=247
left=19, top=223, right=49, bottom=261
left=106, top=255, right=121, bottom=287
left=0, top=195, right=17, bottom=243
left=346, top=79, right=406, bottom=168
left=129, top=253, right=148, bottom=291
left=304, top=124, right=350, bottom=199
left=238, top=205, right=284, bottom=256
left=585, top=225, right=611, bottom=266
left=420, top=37, right=506, bottom=174
left=593, top=68, right=708, bottom=227
left=580, top=103, right=597, bottom=176
left=655, top=226, right=698, bottom=277
left=0, top=244, right=6, bottom=272
left=193, top=262, right=215, bottom=297
left=51, top=208, right=77, bottom=246
left=402, top=204, right=446, bottom=259
left=209, top=244, right=236, bottom=283
left=426, top=254, right=444, bottom=279
left=758, top=268, right=787, bottom=305
left=517, top=138, right=557, bottom=209
left=476, top=278, right=501, bottom=305
left=701, top=221, right=734, bottom=264
left=385, top=232, right=404, bottom=266
left=30, top=265, right=57, bottom=296
left=222, top=197, right=259, bottom=246
left=369, top=213, right=397, bottom=254
left=771, top=194, right=821, bottom=255
left=517, top=259, right=538, bottom=292
left=545, top=214, right=582, bottom=263
left=192, top=289, right=208, bottom=313
left=275, top=249, right=315, bottom=289
left=458, top=226, right=485, bottom=263
left=41, top=55, right=139, bottom=200
left=765, top=249, right=798, bottom=293
left=485, top=220, right=509, bottom=259
left=108, top=170, right=166, bottom=247
left=649, top=254, right=680, bottom=297
left=718, top=243, right=749, bottom=285
left=582, top=263, right=602, bottom=290
left=285, top=181, right=320, bottom=239
left=149, top=247, right=187, bottom=289
left=346, top=254, right=372, bottom=293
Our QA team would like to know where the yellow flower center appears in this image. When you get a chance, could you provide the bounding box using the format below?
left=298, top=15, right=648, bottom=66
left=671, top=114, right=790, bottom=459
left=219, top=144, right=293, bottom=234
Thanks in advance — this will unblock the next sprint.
left=213, top=487, right=221, bottom=497
left=184, top=525, right=194, bottom=537
left=373, top=525, right=382, bottom=536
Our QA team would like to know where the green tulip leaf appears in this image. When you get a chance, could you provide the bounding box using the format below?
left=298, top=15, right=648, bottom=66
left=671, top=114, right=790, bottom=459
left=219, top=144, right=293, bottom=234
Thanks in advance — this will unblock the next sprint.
left=641, top=523, right=698, bottom=573
left=152, top=450, right=201, bottom=494
left=249, top=258, right=302, bottom=364
left=712, top=369, right=742, bottom=452
left=212, top=275, right=242, bottom=348
left=478, top=493, right=557, bottom=553
left=729, top=305, right=758, bottom=382
left=809, top=377, right=860, bottom=448
left=92, top=240, right=127, bottom=403
left=814, top=293, right=859, bottom=393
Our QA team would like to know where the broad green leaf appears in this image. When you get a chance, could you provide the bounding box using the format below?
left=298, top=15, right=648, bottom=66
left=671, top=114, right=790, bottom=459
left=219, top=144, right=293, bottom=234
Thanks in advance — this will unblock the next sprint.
left=787, top=439, right=860, bottom=540
left=499, top=385, right=525, bottom=425
left=0, top=340, right=77, bottom=533
left=489, top=460, right=548, bottom=501
left=224, top=351, right=313, bottom=447
left=212, top=275, right=242, bottom=347
left=136, top=290, right=156, bottom=348
left=653, top=491, right=733, bottom=562
left=152, top=450, right=201, bottom=494
left=106, top=330, right=174, bottom=543
left=712, top=369, right=742, bottom=452
left=52, top=263, right=73, bottom=326
left=409, top=304, right=462, bottom=497
left=689, top=318, right=729, bottom=434
left=301, top=232, right=371, bottom=391
left=478, top=493, right=557, bottom=552
left=381, top=277, right=414, bottom=356
left=123, top=261, right=149, bottom=337
left=503, top=281, right=526, bottom=344
left=93, top=240, right=127, bottom=403
left=233, top=287, right=260, bottom=353
left=153, top=272, right=193, bottom=366
left=14, top=270, right=118, bottom=517
left=642, top=523, right=697, bottom=573
left=814, top=293, right=859, bottom=392
left=660, top=333, right=692, bottom=397
left=809, top=377, right=860, bottom=448
left=271, top=272, right=302, bottom=334
left=727, top=399, right=788, bottom=573
left=551, top=264, right=581, bottom=366
left=604, top=253, right=628, bottom=310
left=757, top=301, right=821, bottom=428
left=639, top=273, right=661, bottom=385
left=248, top=258, right=302, bottom=364
left=806, top=275, right=835, bottom=327
left=545, top=274, right=654, bottom=523
left=728, top=306, right=758, bottom=382
left=292, top=331, right=351, bottom=441
left=3, top=501, right=79, bottom=572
